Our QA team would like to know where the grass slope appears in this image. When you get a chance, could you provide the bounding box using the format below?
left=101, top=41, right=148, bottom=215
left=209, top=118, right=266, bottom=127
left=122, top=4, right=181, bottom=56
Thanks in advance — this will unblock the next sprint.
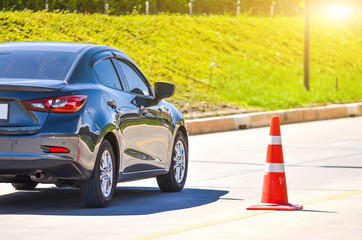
left=0, top=11, right=361, bottom=113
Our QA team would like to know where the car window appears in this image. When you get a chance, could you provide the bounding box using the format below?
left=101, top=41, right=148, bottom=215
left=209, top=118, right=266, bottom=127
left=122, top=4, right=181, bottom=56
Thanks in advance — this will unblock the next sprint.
left=0, top=51, right=76, bottom=80
left=117, top=60, right=150, bottom=96
left=93, top=58, right=123, bottom=91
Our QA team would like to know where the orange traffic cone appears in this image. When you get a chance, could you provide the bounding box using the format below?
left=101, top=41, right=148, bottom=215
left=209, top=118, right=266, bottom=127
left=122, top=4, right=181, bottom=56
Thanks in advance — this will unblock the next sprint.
left=247, top=116, right=303, bottom=211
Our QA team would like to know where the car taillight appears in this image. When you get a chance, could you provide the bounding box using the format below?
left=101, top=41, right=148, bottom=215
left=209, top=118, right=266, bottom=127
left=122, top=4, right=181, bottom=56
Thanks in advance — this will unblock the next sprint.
left=23, top=95, right=87, bottom=113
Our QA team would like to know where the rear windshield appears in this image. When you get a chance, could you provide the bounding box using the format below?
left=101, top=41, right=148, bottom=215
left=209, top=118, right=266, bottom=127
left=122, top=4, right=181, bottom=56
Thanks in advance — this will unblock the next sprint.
left=0, top=51, right=77, bottom=80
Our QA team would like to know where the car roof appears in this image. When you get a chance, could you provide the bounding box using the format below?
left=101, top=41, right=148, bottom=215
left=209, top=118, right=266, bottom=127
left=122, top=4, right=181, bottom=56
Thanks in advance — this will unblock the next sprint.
left=0, top=41, right=94, bottom=53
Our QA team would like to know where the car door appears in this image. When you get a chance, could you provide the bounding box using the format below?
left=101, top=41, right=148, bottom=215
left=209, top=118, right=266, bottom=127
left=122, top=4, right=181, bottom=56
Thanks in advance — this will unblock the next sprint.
left=91, top=52, right=141, bottom=173
left=114, top=57, right=172, bottom=170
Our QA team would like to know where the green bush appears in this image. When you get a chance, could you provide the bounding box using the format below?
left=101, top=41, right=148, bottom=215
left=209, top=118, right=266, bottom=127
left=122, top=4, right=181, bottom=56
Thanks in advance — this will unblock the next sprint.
left=1, top=0, right=304, bottom=15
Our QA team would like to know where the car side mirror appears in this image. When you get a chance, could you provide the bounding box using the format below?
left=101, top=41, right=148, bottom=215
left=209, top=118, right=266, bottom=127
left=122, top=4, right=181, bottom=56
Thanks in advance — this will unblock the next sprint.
left=154, top=82, right=175, bottom=99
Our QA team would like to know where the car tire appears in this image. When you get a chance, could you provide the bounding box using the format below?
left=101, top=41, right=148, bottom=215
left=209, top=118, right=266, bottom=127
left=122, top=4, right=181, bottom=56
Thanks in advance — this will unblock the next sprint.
left=157, top=131, right=188, bottom=192
left=80, top=139, right=116, bottom=208
left=11, top=182, right=38, bottom=190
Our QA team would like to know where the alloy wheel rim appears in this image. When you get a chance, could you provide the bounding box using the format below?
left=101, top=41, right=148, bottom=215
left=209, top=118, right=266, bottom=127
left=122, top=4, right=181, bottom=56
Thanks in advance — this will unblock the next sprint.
left=173, top=140, right=186, bottom=184
left=100, top=150, right=113, bottom=198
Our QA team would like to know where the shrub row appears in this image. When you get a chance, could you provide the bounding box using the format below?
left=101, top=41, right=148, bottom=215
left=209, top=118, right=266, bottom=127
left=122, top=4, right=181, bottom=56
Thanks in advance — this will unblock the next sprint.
left=1, top=0, right=302, bottom=15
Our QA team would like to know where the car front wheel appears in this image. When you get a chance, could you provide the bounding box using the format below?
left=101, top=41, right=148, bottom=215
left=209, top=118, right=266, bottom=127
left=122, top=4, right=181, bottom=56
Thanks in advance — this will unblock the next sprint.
left=157, top=131, right=188, bottom=192
left=80, top=139, right=116, bottom=208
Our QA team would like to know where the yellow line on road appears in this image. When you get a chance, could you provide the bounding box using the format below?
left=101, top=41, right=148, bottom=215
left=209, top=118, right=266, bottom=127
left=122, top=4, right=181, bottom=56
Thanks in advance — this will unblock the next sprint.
left=128, top=211, right=270, bottom=240
left=300, top=190, right=362, bottom=205
left=128, top=190, right=362, bottom=240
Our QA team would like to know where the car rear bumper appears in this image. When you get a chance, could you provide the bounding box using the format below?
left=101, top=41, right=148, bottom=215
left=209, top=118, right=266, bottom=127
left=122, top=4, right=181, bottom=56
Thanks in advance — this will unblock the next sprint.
left=0, top=133, right=96, bottom=182
left=0, top=158, right=89, bottom=182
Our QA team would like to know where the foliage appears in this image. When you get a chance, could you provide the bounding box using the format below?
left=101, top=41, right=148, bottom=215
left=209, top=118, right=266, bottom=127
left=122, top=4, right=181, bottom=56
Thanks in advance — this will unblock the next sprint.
left=0, top=0, right=305, bottom=15
left=0, top=11, right=361, bottom=112
left=1, top=1, right=361, bottom=16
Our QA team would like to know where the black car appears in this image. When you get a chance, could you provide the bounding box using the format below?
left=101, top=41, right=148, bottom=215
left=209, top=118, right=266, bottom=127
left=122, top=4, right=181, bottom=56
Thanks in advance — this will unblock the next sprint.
left=0, top=41, right=188, bottom=207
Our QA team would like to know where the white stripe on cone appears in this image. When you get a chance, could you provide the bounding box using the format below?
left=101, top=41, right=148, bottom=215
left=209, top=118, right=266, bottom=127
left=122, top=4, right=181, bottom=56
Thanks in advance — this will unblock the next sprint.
left=265, top=163, right=285, bottom=173
left=269, top=136, right=282, bottom=145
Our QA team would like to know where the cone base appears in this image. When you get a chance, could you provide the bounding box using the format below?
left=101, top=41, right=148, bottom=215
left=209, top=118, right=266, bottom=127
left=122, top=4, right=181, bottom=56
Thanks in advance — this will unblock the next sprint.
left=247, top=203, right=303, bottom=211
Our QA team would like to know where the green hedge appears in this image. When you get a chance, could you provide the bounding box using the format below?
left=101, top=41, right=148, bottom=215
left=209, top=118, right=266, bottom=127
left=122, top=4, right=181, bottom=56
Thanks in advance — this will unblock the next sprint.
left=1, top=0, right=303, bottom=15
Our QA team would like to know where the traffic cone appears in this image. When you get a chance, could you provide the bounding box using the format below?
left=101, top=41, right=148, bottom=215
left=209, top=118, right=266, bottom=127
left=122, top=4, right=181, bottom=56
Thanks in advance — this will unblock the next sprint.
left=247, top=116, right=303, bottom=211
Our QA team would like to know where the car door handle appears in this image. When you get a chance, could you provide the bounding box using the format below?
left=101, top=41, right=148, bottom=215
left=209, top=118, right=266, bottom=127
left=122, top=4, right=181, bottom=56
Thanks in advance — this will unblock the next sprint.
left=107, top=99, right=117, bottom=108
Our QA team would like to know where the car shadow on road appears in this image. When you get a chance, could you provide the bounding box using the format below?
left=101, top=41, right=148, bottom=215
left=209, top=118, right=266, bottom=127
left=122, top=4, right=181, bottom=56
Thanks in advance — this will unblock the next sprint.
left=0, top=186, right=228, bottom=216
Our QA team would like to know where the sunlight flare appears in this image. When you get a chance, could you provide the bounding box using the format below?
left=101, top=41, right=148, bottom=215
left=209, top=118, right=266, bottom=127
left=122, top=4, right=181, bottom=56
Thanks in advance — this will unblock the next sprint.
left=327, top=4, right=353, bottom=18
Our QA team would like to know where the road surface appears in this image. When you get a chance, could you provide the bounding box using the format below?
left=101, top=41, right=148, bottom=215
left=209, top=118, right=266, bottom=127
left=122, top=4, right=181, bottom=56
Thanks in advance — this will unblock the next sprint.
left=0, top=117, right=361, bottom=239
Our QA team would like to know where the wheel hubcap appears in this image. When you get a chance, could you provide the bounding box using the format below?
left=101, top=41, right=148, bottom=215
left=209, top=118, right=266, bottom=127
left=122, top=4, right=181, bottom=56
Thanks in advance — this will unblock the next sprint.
left=100, top=150, right=113, bottom=198
left=173, top=140, right=186, bottom=184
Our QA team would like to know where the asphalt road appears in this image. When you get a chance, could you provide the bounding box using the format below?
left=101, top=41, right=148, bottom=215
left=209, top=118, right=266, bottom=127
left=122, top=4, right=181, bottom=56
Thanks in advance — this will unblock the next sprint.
left=0, top=117, right=361, bottom=239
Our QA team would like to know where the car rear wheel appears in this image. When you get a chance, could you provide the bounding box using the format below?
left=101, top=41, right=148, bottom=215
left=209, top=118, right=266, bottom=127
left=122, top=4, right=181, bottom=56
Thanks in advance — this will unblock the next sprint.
left=80, top=139, right=116, bottom=208
left=157, top=131, right=188, bottom=192
left=11, top=182, right=38, bottom=190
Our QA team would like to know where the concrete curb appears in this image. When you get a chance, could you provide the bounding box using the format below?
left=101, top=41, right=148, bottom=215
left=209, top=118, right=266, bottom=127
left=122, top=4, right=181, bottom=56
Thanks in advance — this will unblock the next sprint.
left=186, top=102, right=362, bottom=135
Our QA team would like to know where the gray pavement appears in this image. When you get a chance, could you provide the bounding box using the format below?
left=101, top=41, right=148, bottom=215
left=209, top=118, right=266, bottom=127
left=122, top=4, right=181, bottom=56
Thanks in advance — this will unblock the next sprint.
left=0, top=117, right=362, bottom=239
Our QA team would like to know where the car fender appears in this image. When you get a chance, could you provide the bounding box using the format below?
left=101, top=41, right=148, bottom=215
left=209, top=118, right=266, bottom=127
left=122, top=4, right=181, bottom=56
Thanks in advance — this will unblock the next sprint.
left=164, top=104, right=188, bottom=172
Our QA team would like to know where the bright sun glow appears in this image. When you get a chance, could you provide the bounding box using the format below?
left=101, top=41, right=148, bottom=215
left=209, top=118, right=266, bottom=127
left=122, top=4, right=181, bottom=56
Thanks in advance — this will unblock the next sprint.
left=328, top=4, right=353, bottom=18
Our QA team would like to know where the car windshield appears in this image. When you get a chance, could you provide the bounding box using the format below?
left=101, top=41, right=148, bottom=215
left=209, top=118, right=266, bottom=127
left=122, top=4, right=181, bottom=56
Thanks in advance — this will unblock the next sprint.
left=0, top=51, right=77, bottom=80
